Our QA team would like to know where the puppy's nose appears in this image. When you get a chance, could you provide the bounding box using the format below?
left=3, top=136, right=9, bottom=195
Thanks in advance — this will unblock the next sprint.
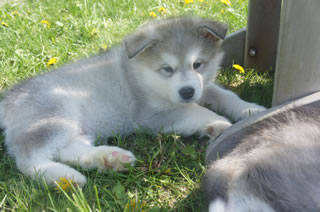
left=179, top=86, right=195, bottom=100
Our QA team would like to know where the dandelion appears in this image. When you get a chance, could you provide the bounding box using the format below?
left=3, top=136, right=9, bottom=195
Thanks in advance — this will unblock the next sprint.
left=220, top=9, right=225, bottom=14
left=102, top=44, right=108, bottom=50
left=1, top=22, right=8, bottom=27
left=124, top=199, right=147, bottom=212
left=90, top=28, right=98, bottom=36
left=184, top=0, right=194, bottom=4
left=221, top=0, right=231, bottom=6
left=12, top=11, right=19, bottom=16
left=164, top=168, right=172, bottom=175
left=233, top=64, right=245, bottom=74
left=158, top=7, right=166, bottom=14
left=172, top=135, right=181, bottom=140
left=55, top=177, right=74, bottom=192
left=41, top=20, right=50, bottom=28
left=149, top=12, right=157, bottom=18
left=47, top=57, right=57, bottom=66
left=40, top=20, right=49, bottom=24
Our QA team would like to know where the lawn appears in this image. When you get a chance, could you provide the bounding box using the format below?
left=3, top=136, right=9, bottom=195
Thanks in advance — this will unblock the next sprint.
left=0, top=0, right=272, bottom=211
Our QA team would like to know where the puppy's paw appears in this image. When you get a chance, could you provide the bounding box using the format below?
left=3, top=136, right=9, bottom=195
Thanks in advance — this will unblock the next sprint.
left=233, top=104, right=266, bottom=122
left=54, top=176, right=85, bottom=191
left=45, top=166, right=87, bottom=187
left=94, top=146, right=136, bottom=171
left=203, top=120, right=232, bottom=138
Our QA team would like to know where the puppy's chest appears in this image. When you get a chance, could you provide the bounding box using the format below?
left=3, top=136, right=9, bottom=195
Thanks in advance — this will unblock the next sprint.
left=132, top=104, right=179, bottom=132
left=79, top=101, right=131, bottom=135
left=81, top=99, right=176, bottom=136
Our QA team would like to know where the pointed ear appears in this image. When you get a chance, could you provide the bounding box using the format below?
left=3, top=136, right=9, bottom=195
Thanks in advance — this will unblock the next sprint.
left=124, top=33, right=159, bottom=59
left=198, top=21, right=228, bottom=41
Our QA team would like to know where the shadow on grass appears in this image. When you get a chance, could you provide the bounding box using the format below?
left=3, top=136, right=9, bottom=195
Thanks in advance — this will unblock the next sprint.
left=172, top=187, right=207, bottom=212
left=234, top=78, right=274, bottom=108
left=217, top=68, right=274, bottom=108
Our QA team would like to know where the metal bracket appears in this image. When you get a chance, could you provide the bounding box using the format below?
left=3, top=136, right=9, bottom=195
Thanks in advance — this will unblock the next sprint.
left=244, top=0, right=282, bottom=71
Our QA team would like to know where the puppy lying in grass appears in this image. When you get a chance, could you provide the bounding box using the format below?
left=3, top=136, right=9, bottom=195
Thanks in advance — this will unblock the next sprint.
left=0, top=16, right=264, bottom=186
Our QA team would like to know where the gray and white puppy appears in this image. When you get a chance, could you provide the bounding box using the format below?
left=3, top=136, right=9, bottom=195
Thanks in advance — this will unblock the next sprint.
left=202, top=102, right=320, bottom=212
left=0, top=17, right=264, bottom=186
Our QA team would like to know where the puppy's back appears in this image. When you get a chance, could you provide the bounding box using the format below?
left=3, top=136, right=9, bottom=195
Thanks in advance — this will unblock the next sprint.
left=203, top=103, right=320, bottom=212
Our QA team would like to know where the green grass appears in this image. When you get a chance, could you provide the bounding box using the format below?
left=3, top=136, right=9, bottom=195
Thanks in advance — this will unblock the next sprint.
left=0, top=0, right=273, bottom=211
left=217, top=68, right=273, bottom=108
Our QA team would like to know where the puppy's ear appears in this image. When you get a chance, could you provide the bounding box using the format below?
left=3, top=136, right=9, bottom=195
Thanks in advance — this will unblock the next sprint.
left=124, top=33, right=159, bottom=59
left=198, top=21, right=228, bottom=41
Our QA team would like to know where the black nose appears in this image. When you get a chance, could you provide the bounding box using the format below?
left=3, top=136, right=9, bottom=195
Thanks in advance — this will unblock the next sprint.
left=179, top=86, right=195, bottom=100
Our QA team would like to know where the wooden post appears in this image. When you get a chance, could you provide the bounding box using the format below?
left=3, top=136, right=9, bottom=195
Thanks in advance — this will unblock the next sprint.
left=273, top=0, right=320, bottom=105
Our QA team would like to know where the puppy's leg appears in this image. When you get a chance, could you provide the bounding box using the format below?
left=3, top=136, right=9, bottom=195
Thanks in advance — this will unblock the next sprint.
left=163, top=104, right=232, bottom=138
left=200, top=83, right=265, bottom=122
left=56, top=136, right=136, bottom=171
left=15, top=151, right=87, bottom=187
left=7, top=117, right=134, bottom=187
left=8, top=119, right=89, bottom=186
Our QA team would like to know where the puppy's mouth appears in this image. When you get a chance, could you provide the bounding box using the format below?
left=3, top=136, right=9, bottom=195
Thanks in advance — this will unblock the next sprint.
left=179, top=98, right=197, bottom=104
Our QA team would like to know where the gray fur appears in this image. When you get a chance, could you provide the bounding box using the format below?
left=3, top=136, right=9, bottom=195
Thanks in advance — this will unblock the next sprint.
left=0, top=16, right=264, bottom=186
left=202, top=101, right=320, bottom=212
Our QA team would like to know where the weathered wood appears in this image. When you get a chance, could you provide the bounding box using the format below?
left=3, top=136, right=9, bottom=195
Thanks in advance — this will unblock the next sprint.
left=273, top=0, right=320, bottom=105
left=244, top=0, right=281, bottom=71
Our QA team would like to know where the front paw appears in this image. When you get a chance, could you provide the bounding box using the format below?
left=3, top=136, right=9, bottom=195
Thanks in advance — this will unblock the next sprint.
left=90, top=146, right=136, bottom=171
left=202, top=120, right=232, bottom=138
left=233, top=104, right=266, bottom=122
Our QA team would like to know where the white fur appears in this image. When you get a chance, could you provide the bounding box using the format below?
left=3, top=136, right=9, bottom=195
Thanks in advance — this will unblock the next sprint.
left=168, top=71, right=204, bottom=103
left=209, top=199, right=226, bottom=212
left=209, top=195, right=275, bottom=212
left=162, top=103, right=231, bottom=137
left=0, top=17, right=265, bottom=187
left=160, top=53, right=179, bottom=70
left=201, top=84, right=266, bottom=122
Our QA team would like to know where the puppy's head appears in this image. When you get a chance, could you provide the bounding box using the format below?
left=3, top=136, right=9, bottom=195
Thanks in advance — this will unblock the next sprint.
left=124, top=16, right=227, bottom=104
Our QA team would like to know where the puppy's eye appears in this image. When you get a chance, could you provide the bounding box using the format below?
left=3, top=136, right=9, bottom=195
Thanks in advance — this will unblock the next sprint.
left=160, top=65, right=175, bottom=77
left=193, top=61, right=203, bottom=70
left=162, top=66, right=174, bottom=73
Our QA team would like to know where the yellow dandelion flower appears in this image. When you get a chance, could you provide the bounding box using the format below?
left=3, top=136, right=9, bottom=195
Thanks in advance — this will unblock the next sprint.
left=47, top=57, right=57, bottom=66
left=164, top=168, right=172, bottom=175
left=221, top=0, right=231, bottom=6
left=90, top=28, right=98, bottom=36
left=172, top=135, right=181, bottom=140
left=125, top=199, right=147, bottom=212
left=149, top=12, right=157, bottom=17
left=158, top=7, right=166, bottom=14
left=103, top=44, right=108, bottom=50
left=1, top=22, right=8, bottom=27
left=41, top=20, right=51, bottom=28
left=233, top=64, right=245, bottom=73
left=12, top=11, right=19, bottom=16
left=55, top=177, right=74, bottom=192
left=220, top=9, right=225, bottom=14
left=184, top=0, right=194, bottom=4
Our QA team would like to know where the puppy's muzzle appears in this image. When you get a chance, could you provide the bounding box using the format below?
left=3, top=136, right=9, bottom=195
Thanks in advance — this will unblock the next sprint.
left=179, top=86, right=195, bottom=100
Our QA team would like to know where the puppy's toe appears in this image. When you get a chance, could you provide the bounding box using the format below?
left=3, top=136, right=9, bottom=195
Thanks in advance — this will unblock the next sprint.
left=95, top=147, right=136, bottom=171
left=52, top=171, right=87, bottom=188
left=104, top=150, right=136, bottom=171
left=54, top=175, right=86, bottom=191
left=206, top=120, right=232, bottom=138
left=235, top=105, right=266, bottom=122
